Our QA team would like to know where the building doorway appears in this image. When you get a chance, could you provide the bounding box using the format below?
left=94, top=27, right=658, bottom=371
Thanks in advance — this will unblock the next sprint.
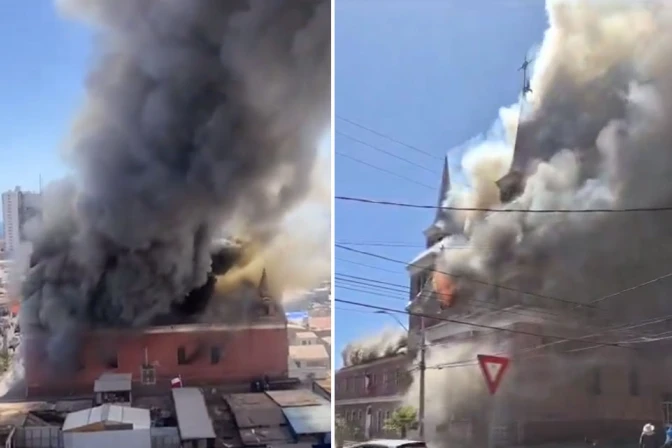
left=663, top=400, right=672, bottom=424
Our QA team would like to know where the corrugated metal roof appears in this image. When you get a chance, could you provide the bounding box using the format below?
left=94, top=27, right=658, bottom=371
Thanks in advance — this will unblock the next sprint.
left=94, top=373, right=132, bottom=392
left=62, top=405, right=150, bottom=432
left=288, top=344, right=329, bottom=361
left=238, top=426, right=294, bottom=446
left=172, top=388, right=216, bottom=440
left=282, top=404, right=331, bottom=435
left=226, top=393, right=286, bottom=428
left=265, top=390, right=325, bottom=408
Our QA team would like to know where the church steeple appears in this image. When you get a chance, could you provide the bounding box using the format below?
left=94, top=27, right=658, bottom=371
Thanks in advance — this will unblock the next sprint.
left=434, top=156, right=451, bottom=222
left=258, top=269, right=270, bottom=298
left=423, top=156, right=461, bottom=247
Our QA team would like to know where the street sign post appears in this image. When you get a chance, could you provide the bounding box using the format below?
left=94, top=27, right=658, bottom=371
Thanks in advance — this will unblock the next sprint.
left=477, top=354, right=510, bottom=395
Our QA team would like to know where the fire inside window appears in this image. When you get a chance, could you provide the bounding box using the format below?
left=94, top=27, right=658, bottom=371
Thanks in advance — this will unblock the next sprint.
left=141, top=366, right=156, bottom=385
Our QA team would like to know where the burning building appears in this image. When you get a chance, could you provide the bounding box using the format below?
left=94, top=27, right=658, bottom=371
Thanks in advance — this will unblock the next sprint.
left=15, top=0, right=330, bottom=398
left=404, top=155, right=672, bottom=446
left=401, top=1, right=672, bottom=442
left=23, top=261, right=290, bottom=398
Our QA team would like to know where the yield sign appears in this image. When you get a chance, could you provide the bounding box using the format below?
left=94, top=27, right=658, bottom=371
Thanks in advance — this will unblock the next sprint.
left=477, top=354, right=510, bottom=395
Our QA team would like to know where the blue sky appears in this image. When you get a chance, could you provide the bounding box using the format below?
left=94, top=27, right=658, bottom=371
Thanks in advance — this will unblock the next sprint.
left=334, top=0, right=548, bottom=368
left=0, top=2, right=91, bottom=193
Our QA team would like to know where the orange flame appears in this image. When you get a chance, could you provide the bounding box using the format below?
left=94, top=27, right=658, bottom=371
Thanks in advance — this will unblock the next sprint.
left=433, top=272, right=456, bottom=308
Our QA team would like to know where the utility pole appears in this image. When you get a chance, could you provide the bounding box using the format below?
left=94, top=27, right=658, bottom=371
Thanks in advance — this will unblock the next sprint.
left=418, top=315, right=426, bottom=439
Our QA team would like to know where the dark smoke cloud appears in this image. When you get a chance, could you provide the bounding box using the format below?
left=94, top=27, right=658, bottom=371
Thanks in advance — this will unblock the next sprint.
left=20, top=0, right=330, bottom=368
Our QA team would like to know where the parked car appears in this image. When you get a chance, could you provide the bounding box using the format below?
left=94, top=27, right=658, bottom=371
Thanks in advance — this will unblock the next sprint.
left=348, top=440, right=426, bottom=448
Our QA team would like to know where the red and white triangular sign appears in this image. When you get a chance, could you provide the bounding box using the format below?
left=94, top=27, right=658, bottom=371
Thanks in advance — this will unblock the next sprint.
left=477, top=354, right=510, bottom=395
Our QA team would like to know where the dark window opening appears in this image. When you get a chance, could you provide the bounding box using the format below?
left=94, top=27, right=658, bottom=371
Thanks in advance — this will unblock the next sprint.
left=210, top=346, right=221, bottom=365
left=629, top=368, right=640, bottom=396
left=141, top=366, right=156, bottom=385
left=177, top=346, right=187, bottom=365
left=107, top=353, right=118, bottom=369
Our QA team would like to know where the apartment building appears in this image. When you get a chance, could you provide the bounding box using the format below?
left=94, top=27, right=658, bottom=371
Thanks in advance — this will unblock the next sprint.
left=1, top=187, right=41, bottom=257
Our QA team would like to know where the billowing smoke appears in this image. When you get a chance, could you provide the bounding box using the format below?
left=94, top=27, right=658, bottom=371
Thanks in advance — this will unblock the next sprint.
left=20, top=0, right=330, bottom=369
left=441, top=0, right=672, bottom=322
left=341, top=328, right=407, bottom=367
left=376, top=0, right=672, bottom=440
left=408, top=0, right=672, bottom=442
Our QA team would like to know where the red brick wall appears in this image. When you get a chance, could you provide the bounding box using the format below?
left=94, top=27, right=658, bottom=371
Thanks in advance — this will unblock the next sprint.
left=24, top=324, right=288, bottom=397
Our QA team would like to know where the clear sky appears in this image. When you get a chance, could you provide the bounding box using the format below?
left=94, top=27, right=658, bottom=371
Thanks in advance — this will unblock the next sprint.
left=334, top=0, right=548, bottom=369
left=0, top=2, right=91, bottom=193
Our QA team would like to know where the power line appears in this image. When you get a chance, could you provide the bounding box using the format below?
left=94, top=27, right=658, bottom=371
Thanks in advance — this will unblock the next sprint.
left=337, top=131, right=440, bottom=175
left=336, top=195, right=672, bottom=213
left=337, top=241, right=427, bottom=248
left=336, top=115, right=443, bottom=161
left=336, top=244, right=596, bottom=309
left=335, top=276, right=672, bottom=342
left=336, top=256, right=401, bottom=275
left=336, top=152, right=434, bottom=190
left=334, top=298, right=634, bottom=350
left=335, top=274, right=582, bottom=323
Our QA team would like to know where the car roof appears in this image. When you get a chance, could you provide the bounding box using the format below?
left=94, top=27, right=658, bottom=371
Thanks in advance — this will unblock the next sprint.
left=356, top=439, right=425, bottom=448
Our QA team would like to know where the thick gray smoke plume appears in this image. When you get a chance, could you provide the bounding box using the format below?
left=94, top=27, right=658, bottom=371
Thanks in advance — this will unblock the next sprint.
left=20, top=0, right=330, bottom=367
left=410, top=0, right=672, bottom=442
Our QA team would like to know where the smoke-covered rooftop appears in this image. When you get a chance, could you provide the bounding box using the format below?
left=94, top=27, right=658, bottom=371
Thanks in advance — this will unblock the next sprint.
left=341, top=329, right=408, bottom=368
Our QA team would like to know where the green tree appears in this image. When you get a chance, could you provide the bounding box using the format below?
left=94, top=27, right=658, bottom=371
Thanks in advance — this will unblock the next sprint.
left=335, top=416, right=348, bottom=447
left=384, top=406, right=418, bottom=439
left=335, top=416, right=363, bottom=446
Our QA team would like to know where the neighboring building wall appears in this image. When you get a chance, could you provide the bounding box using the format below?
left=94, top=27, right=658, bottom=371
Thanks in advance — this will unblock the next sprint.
left=63, top=429, right=151, bottom=448
left=335, top=355, right=412, bottom=440
left=24, top=323, right=289, bottom=397
left=413, top=318, right=672, bottom=446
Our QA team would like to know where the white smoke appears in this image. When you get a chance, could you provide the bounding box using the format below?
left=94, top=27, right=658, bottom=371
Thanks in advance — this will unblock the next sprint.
left=408, top=0, right=672, bottom=443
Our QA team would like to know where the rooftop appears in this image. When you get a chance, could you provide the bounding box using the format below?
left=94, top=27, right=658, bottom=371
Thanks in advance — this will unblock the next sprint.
left=289, top=344, right=329, bottom=361
left=314, top=378, right=331, bottom=395
left=295, top=331, right=318, bottom=339
left=308, top=316, right=330, bottom=332
left=281, top=404, right=331, bottom=435
left=172, top=387, right=217, bottom=440
left=62, top=404, right=150, bottom=432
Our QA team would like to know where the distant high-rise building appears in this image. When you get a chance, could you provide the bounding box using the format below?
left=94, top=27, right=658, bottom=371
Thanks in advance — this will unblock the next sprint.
left=1, top=187, right=42, bottom=257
